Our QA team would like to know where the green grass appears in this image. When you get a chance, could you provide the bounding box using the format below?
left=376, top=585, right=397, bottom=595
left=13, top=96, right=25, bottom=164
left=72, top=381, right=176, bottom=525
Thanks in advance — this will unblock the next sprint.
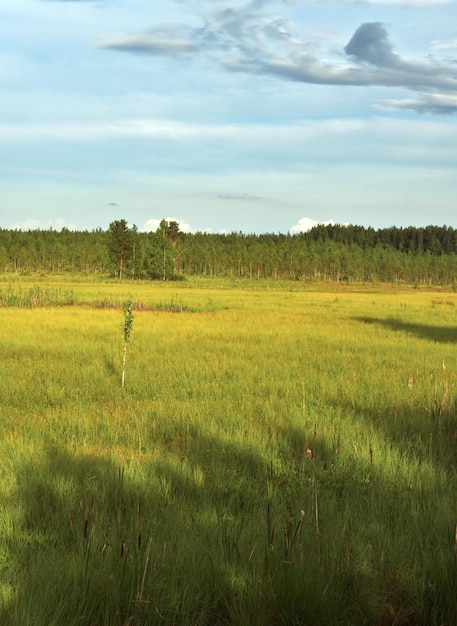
left=1, top=278, right=457, bottom=624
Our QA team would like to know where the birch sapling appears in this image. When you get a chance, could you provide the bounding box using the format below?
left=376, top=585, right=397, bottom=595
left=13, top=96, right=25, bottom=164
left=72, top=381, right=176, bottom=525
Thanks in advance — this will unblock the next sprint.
left=122, top=301, right=134, bottom=388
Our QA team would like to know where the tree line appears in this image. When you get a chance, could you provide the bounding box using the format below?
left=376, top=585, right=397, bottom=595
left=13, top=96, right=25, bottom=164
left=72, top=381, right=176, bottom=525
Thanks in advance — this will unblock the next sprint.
left=1, top=220, right=457, bottom=286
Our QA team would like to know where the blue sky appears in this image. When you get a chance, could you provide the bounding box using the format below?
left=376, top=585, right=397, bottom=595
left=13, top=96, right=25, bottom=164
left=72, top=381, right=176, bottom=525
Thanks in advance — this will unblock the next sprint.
left=1, top=0, right=456, bottom=234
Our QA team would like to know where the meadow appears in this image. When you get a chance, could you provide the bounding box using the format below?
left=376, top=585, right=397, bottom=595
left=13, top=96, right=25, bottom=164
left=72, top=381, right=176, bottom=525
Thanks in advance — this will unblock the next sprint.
left=1, top=277, right=457, bottom=625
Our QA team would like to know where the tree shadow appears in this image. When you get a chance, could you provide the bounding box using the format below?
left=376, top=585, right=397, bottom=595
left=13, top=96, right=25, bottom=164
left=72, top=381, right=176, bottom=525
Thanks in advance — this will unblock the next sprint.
left=5, top=401, right=457, bottom=625
left=2, top=434, right=269, bottom=625
left=356, top=316, right=457, bottom=344
left=275, top=410, right=457, bottom=626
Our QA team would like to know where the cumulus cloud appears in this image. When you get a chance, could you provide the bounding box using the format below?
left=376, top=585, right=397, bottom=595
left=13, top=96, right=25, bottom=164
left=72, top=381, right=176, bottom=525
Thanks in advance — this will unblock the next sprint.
left=289, top=217, right=335, bottom=235
left=196, top=227, right=230, bottom=235
left=98, top=1, right=457, bottom=114
left=140, top=218, right=234, bottom=235
left=10, top=218, right=78, bottom=231
left=141, top=217, right=195, bottom=233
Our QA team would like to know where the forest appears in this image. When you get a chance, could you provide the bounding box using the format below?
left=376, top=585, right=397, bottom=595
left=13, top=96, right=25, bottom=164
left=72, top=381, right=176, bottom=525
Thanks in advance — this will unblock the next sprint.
left=1, top=220, right=457, bottom=285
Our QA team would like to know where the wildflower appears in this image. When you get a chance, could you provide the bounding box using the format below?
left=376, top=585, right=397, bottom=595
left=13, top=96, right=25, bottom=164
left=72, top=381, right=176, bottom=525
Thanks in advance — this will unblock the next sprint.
left=408, top=375, right=413, bottom=391
left=306, top=447, right=313, bottom=461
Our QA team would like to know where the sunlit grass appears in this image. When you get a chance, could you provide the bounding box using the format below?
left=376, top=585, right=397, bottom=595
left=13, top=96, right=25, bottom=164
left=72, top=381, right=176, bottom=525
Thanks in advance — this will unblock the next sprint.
left=1, top=280, right=457, bottom=624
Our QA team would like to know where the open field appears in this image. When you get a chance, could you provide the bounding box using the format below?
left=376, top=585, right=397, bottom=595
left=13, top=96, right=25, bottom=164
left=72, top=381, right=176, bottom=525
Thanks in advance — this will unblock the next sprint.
left=1, top=278, right=457, bottom=625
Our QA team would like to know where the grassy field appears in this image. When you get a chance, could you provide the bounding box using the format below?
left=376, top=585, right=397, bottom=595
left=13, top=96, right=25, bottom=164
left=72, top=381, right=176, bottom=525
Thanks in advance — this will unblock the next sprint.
left=1, top=277, right=457, bottom=625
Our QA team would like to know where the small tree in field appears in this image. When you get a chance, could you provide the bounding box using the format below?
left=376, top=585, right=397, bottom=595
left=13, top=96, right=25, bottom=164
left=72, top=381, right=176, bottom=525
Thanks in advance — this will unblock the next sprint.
left=121, top=301, right=134, bottom=388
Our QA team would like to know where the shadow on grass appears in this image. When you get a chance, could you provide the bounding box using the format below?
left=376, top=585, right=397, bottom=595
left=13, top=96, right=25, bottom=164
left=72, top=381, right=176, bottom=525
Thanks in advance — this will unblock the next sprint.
left=5, top=402, right=457, bottom=626
left=355, top=316, right=457, bottom=344
left=274, top=376, right=457, bottom=625
left=275, top=414, right=457, bottom=626
left=2, top=435, right=293, bottom=626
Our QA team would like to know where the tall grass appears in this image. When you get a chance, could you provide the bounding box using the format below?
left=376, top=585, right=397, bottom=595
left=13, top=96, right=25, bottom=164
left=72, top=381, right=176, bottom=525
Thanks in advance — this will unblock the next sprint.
left=0, top=285, right=75, bottom=307
left=1, top=281, right=457, bottom=624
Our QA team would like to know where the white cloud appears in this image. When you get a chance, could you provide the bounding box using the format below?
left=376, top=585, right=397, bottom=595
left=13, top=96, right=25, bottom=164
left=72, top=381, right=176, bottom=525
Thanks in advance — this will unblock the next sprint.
left=376, top=93, right=457, bottom=115
left=289, top=217, right=335, bottom=234
left=2, top=0, right=457, bottom=235
left=141, top=217, right=232, bottom=235
left=201, top=227, right=230, bottom=235
left=10, top=218, right=42, bottom=231
left=141, top=217, right=195, bottom=233
left=431, top=38, right=457, bottom=51
left=10, top=218, right=78, bottom=231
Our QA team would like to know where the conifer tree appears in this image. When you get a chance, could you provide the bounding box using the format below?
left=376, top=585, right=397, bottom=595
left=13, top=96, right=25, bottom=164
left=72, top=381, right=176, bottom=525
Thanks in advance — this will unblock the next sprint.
left=108, top=219, right=134, bottom=279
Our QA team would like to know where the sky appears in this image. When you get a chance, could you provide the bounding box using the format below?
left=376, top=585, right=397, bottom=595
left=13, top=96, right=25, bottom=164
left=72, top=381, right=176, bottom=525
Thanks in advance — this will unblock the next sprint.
left=1, top=0, right=456, bottom=235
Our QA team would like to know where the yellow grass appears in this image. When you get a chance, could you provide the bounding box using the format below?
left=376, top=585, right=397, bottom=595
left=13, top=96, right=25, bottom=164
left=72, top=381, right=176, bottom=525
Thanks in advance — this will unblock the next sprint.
left=1, top=279, right=457, bottom=624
